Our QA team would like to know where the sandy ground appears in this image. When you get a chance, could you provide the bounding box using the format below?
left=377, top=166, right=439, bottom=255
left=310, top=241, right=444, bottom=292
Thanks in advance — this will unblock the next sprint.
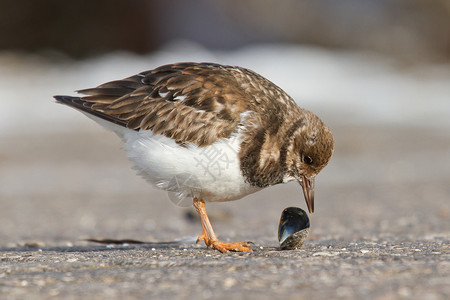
left=1, top=121, right=448, bottom=299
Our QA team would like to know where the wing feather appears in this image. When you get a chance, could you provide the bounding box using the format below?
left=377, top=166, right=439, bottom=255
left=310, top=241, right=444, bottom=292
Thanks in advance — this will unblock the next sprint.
left=59, top=63, right=256, bottom=146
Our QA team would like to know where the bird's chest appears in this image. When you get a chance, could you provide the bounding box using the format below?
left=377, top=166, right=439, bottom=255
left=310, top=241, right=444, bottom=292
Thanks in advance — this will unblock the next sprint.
left=124, top=131, right=261, bottom=202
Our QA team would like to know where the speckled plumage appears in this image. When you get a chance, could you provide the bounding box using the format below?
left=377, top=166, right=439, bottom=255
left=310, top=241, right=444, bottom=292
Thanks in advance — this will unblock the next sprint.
left=54, top=62, right=334, bottom=253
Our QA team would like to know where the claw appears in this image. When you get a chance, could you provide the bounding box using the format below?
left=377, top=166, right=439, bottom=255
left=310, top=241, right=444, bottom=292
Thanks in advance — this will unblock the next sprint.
left=196, top=232, right=207, bottom=244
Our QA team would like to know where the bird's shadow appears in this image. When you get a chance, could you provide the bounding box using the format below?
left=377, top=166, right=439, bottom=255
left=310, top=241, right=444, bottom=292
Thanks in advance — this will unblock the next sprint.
left=0, top=238, right=190, bottom=253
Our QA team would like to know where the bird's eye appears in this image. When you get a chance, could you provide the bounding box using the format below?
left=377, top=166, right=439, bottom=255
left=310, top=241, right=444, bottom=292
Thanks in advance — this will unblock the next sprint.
left=303, top=155, right=313, bottom=165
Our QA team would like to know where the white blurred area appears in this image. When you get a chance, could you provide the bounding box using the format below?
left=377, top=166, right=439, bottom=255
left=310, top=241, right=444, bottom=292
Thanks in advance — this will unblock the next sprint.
left=1, top=42, right=449, bottom=138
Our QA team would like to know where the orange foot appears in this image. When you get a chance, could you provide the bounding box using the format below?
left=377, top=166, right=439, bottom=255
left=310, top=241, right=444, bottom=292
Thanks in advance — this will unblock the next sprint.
left=196, top=233, right=252, bottom=253
left=193, top=198, right=253, bottom=253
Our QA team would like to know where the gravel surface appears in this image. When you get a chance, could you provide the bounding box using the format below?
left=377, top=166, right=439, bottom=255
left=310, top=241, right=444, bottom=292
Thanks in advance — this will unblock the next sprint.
left=1, top=122, right=449, bottom=299
left=1, top=238, right=448, bottom=300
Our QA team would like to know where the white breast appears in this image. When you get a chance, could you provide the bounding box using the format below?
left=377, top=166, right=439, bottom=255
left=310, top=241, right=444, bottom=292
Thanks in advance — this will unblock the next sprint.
left=122, top=129, right=261, bottom=202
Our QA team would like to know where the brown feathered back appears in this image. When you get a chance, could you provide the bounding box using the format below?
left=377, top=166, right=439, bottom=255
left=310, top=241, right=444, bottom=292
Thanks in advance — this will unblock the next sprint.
left=74, top=63, right=256, bottom=146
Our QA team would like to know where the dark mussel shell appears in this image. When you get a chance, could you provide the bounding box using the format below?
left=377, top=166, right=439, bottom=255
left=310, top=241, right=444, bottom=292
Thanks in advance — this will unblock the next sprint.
left=278, top=207, right=310, bottom=250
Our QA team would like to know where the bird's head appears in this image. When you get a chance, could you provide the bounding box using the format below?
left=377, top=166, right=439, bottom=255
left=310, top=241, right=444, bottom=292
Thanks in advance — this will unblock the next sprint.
left=284, top=111, right=334, bottom=213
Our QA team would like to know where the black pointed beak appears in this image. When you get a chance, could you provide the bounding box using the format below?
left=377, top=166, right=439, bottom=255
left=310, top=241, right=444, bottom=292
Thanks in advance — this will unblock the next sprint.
left=300, top=175, right=315, bottom=213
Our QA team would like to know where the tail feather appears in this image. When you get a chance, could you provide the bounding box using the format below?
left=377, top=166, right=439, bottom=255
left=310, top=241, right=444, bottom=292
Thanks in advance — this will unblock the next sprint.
left=54, top=95, right=128, bottom=128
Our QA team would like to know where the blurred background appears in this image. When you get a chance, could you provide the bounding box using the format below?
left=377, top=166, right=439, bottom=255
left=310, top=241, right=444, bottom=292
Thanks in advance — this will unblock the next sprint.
left=1, top=0, right=449, bottom=61
left=0, top=0, right=449, bottom=247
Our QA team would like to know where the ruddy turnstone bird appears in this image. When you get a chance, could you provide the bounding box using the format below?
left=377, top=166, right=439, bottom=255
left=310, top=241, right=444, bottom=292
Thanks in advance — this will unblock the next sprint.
left=54, top=62, right=334, bottom=253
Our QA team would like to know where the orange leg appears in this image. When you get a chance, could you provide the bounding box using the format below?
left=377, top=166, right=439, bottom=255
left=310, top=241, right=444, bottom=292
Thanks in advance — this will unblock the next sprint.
left=193, top=198, right=252, bottom=253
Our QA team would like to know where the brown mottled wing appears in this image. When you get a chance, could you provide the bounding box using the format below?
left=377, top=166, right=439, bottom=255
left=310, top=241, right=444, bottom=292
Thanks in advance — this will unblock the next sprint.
left=74, top=63, right=252, bottom=146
